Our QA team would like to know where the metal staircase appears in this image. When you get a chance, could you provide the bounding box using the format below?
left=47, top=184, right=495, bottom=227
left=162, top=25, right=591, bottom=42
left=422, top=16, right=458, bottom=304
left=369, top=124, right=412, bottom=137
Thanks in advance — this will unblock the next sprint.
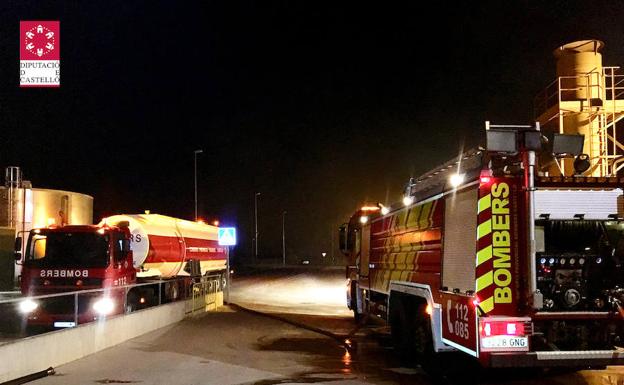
left=535, top=66, right=624, bottom=176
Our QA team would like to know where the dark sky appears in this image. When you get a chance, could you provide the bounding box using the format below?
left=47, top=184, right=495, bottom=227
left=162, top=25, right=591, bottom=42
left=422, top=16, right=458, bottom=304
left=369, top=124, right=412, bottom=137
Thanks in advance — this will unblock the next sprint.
left=1, top=1, right=623, bottom=261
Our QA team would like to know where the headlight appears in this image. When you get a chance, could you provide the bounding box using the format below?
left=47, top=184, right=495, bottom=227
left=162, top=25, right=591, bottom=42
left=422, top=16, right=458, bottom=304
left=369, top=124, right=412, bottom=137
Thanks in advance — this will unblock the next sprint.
left=92, top=297, right=115, bottom=315
left=18, top=298, right=38, bottom=314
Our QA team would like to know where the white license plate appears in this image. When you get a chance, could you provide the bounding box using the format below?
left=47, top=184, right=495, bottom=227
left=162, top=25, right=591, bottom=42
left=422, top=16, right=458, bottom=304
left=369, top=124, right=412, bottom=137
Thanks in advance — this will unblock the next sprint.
left=53, top=321, right=76, bottom=328
left=481, top=335, right=528, bottom=351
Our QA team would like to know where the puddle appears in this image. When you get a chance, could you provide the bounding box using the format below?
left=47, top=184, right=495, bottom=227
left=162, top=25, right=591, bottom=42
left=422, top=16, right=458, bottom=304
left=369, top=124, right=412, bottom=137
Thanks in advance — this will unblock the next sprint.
left=256, top=337, right=345, bottom=356
left=254, top=334, right=432, bottom=384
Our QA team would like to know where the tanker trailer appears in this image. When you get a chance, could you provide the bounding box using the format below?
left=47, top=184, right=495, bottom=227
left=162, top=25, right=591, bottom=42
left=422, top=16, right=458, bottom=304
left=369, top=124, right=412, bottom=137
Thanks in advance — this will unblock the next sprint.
left=16, top=213, right=228, bottom=327
left=101, top=213, right=228, bottom=303
left=101, top=213, right=227, bottom=280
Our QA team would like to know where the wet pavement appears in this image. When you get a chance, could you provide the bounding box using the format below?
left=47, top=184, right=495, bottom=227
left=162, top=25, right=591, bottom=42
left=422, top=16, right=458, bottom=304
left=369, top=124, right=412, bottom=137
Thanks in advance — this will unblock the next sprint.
left=17, top=268, right=624, bottom=384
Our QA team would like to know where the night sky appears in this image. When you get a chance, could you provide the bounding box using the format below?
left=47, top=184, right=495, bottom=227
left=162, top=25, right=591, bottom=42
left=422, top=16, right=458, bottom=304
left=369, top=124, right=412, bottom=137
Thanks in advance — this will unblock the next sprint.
left=1, top=2, right=623, bottom=262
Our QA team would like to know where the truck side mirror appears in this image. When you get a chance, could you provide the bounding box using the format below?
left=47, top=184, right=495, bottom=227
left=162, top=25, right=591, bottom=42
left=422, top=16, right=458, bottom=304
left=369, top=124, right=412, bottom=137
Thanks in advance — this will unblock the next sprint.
left=339, top=224, right=349, bottom=254
left=14, top=236, right=22, bottom=262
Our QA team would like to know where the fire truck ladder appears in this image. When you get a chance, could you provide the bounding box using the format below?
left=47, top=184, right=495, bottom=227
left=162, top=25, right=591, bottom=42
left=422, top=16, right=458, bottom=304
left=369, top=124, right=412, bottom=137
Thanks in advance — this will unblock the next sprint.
left=407, top=149, right=484, bottom=202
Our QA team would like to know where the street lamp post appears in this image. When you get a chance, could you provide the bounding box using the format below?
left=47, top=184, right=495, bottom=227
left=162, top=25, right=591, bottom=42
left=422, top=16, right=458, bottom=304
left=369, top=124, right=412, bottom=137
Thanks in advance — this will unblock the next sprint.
left=282, top=211, right=287, bottom=266
left=254, top=192, right=261, bottom=260
left=194, top=149, right=203, bottom=221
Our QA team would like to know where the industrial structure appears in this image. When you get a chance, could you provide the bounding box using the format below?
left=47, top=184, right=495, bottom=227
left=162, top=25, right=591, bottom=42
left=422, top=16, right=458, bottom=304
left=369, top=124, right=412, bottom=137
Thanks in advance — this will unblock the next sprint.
left=0, top=166, right=93, bottom=288
left=535, top=39, right=624, bottom=177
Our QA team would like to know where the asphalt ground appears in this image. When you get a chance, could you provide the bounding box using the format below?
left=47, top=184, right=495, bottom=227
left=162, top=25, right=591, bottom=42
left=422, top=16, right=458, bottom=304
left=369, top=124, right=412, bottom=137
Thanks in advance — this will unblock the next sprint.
left=7, top=267, right=624, bottom=385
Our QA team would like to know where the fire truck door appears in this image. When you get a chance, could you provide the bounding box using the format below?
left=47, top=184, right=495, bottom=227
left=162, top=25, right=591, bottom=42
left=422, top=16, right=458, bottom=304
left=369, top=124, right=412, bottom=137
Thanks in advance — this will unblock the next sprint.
left=359, top=224, right=371, bottom=277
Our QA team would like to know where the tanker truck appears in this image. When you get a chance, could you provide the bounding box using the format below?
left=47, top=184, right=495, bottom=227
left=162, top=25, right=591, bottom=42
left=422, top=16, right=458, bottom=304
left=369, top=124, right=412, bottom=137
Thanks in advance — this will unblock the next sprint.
left=14, top=213, right=228, bottom=328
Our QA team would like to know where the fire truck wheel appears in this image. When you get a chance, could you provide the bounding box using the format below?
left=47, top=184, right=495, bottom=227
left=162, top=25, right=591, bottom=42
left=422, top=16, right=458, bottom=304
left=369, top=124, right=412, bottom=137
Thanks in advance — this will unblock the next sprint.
left=126, top=292, right=138, bottom=313
left=411, top=306, right=432, bottom=353
left=390, top=297, right=414, bottom=359
left=412, top=308, right=438, bottom=374
left=350, top=282, right=363, bottom=323
left=165, top=281, right=180, bottom=301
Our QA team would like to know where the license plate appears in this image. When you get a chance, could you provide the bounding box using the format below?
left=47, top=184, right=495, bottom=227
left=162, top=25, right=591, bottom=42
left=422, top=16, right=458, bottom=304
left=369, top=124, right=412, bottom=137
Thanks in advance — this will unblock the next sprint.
left=53, top=321, right=76, bottom=328
left=481, top=335, right=528, bottom=351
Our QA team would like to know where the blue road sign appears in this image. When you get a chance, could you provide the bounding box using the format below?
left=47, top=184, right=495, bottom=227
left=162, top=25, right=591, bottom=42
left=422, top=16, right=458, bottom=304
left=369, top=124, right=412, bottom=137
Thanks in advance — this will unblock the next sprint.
left=218, top=227, right=237, bottom=246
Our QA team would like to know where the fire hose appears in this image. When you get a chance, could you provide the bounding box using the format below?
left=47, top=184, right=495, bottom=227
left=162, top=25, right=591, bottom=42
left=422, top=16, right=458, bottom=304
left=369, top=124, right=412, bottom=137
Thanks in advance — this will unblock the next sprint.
left=1, top=367, right=55, bottom=385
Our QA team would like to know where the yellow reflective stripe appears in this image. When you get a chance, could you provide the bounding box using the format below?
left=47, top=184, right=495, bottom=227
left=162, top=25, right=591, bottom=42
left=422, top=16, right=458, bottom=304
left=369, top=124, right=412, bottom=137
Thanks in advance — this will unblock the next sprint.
left=479, top=297, right=494, bottom=314
left=419, top=202, right=432, bottom=228
left=476, top=271, right=493, bottom=292
left=478, top=194, right=491, bottom=214
left=476, top=245, right=493, bottom=266
left=477, top=219, right=491, bottom=240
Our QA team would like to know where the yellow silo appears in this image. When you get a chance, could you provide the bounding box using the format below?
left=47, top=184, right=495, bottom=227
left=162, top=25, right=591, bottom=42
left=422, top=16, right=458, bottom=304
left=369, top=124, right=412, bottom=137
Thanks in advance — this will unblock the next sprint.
left=535, top=39, right=624, bottom=176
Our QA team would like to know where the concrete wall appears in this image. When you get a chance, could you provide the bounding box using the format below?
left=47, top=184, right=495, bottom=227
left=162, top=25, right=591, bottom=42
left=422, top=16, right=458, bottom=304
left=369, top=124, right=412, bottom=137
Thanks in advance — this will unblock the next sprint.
left=0, top=300, right=187, bottom=383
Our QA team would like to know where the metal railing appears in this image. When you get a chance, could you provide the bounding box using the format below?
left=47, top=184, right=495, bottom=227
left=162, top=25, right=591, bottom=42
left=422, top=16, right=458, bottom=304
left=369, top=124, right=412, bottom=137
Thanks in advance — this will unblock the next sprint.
left=534, top=68, right=624, bottom=119
left=188, top=275, right=221, bottom=315
left=0, top=275, right=223, bottom=337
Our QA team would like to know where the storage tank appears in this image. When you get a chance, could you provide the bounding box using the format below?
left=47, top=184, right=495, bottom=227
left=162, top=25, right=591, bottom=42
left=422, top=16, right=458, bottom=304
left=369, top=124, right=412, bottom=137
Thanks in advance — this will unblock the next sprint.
left=554, top=40, right=605, bottom=175
left=555, top=39, right=604, bottom=101
left=101, top=213, right=227, bottom=278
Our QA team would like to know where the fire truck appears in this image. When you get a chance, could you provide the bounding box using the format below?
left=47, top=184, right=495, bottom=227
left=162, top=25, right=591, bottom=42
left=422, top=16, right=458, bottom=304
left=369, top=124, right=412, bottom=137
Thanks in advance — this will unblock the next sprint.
left=340, top=39, right=624, bottom=371
left=15, top=213, right=228, bottom=327
left=341, top=122, right=624, bottom=370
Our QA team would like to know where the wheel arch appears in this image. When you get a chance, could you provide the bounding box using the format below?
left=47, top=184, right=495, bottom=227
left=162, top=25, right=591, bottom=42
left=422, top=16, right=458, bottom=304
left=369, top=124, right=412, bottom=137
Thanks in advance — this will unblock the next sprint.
left=389, top=282, right=455, bottom=353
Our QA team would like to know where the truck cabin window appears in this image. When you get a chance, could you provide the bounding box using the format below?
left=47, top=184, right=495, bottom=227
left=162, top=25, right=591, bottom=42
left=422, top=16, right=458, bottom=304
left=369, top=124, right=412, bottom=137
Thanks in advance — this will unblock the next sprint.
left=25, top=231, right=110, bottom=268
left=113, top=233, right=130, bottom=261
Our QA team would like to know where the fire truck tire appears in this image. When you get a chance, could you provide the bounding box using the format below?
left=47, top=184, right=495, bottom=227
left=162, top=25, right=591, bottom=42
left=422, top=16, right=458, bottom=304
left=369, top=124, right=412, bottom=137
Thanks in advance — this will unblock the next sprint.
left=164, top=281, right=180, bottom=301
left=350, top=282, right=363, bottom=323
left=412, top=307, right=440, bottom=375
left=390, top=297, right=414, bottom=359
left=126, top=292, right=138, bottom=313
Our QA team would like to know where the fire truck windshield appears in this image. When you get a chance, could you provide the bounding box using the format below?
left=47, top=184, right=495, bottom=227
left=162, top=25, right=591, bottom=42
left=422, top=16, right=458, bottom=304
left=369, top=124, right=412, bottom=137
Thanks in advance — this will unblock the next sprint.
left=25, top=231, right=109, bottom=268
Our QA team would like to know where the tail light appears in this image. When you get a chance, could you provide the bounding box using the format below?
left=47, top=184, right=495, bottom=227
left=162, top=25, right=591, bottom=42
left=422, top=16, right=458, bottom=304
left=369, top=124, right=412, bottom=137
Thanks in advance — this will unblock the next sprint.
left=479, top=317, right=531, bottom=352
left=480, top=321, right=525, bottom=337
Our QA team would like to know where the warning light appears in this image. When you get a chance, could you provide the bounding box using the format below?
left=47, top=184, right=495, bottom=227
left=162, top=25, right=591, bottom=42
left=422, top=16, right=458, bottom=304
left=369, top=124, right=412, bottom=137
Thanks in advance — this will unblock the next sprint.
left=480, top=176, right=491, bottom=184
left=425, top=304, right=432, bottom=315
left=449, top=173, right=465, bottom=188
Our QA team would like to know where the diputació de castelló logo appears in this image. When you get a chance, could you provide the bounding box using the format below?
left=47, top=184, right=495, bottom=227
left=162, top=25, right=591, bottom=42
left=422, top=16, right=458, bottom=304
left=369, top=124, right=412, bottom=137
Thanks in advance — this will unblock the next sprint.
left=20, top=21, right=60, bottom=88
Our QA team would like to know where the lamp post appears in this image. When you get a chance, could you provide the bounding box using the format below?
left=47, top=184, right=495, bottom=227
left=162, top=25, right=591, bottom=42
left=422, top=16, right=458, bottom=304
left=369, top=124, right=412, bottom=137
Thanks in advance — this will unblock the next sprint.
left=282, top=211, right=287, bottom=266
left=194, top=149, right=203, bottom=221
left=254, top=192, right=261, bottom=260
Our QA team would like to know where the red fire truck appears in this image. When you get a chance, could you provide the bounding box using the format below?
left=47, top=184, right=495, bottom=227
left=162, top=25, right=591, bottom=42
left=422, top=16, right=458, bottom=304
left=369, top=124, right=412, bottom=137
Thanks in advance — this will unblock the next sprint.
left=15, top=213, right=227, bottom=327
left=340, top=124, right=624, bottom=370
